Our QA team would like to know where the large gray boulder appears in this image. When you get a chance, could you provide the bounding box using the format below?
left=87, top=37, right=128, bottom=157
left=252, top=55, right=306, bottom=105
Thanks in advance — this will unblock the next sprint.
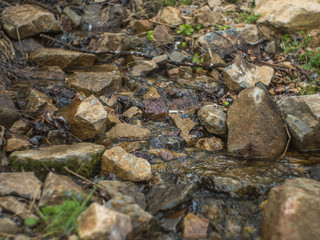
left=279, top=94, right=320, bottom=151
left=227, top=86, right=287, bottom=160
left=262, top=178, right=320, bottom=240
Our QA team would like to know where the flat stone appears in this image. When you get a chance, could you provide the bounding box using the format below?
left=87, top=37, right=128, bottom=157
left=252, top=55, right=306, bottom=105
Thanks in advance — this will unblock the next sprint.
left=142, top=98, right=168, bottom=121
left=101, top=146, right=152, bottom=182
left=9, top=143, right=105, bottom=178
left=227, top=87, right=287, bottom=160
left=68, top=72, right=119, bottom=96
left=0, top=196, right=38, bottom=220
left=143, top=87, right=161, bottom=99
left=96, top=32, right=143, bottom=51
left=131, top=60, right=157, bottom=77
left=148, top=148, right=186, bottom=161
left=195, top=137, right=224, bottom=151
left=78, top=202, right=132, bottom=240
left=71, top=95, right=108, bottom=140
left=122, top=106, right=143, bottom=119
left=279, top=94, right=320, bottom=151
left=26, top=89, right=58, bottom=114
left=10, top=120, right=30, bottom=135
left=198, top=104, right=227, bottom=135
left=104, top=123, right=152, bottom=141
left=223, top=55, right=274, bottom=92
left=183, top=213, right=209, bottom=239
left=29, top=48, right=96, bottom=69
left=0, top=218, right=20, bottom=235
left=262, top=178, right=320, bottom=240
left=2, top=4, right=61, bottom=39
left=115, top=141, right=147, bottom=153
left=0, top=172, right=42, bottom=200
left=5, top=134, right=31, bottom=152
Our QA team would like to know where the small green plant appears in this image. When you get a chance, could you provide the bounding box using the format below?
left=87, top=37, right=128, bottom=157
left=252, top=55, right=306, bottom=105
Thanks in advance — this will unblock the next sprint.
left=192, top=53, right=204, bottom=71
left=237, top=11, right=260, bottom=24
left=181, top=0, right=193, bottom=5
left=156, top=0, right=193, bottom=7
left=215, top=24, right=230, bottom=31
left=25, top=184, right=98, bottom=237
left=223, top=101, right=230, bottom=107
left=147, top=30, right=155, bottom=41
left=177, top=24, right=194, bottom=36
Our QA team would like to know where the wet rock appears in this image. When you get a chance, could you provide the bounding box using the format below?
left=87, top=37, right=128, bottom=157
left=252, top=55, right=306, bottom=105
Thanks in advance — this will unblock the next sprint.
left=47, top=130, right=66, bottom=145
left=106, top=198, right=153, bottom=235
left=78, top=202, right=132, bottom=240
left=0, top=172, right=42, bottom=200
left=9, top=143, right=105, bottom=178
left=158, top=6, right=183, bottom=27
left=99, top=180, right=146, bottom=209
left=29, top=48, right=95, bottom=69
left=132, top=20, right=153, bottom=33
left=195, top=137, right=224, bottom=151
left=183, top=213, right=209, bottom=239
left=227, top=86, right=287, bottom=160
left=101, top=146, right=152, bottom=182
left=26, top=89, right=58, bottom=114
left=123, top=106, right=142, bottom=120
left=194, top=5, right=224, bottom=27
left=0, top=91, right=20, bottom=128
left=169, top=113, right=199, bottom=146
left=10, top=120, right=30, bottom=135
left=142, top=98, right=168, bottom=121
left=148, top=148, right=187, bottom=161
left=115, top=141, right=147, bottom=153
left=0, top=218, right=20, bottom=235
left=39, top=172, right=87, bottom=207
left=223, top=55, right=274, bottom=92
left=96, top=32, right=143, bottom=51
left=196, top=25, right=261, bottom=58
left=198, top=104, right=227, bottom=135
left=0, top=196, right=38, bottom=220
left=143, top=87, right=161, bottom=99
left=147, top=184, right=194, bottom=214
left=68, top=72, right=118, bottom=97
left=104, top=123, right=152, bottom=141
left=255, top=0, right=320, bottom=34
left=131, top=60, right=157, bottom=77
left=279, top=94, right=320, bottom=151
left=2, top=4, right=61, bottom=39
left=6, top=134, right=31, bottom=152
left=71, top=95, right=108, bottom=140
left=262, top=178, right=320, bottom=240
left=150, top=135, right=185, bottom=151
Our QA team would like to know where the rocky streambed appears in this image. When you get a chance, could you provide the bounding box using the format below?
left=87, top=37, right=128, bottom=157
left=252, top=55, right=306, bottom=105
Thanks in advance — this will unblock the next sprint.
left=0, top=0, right=320, bottom=240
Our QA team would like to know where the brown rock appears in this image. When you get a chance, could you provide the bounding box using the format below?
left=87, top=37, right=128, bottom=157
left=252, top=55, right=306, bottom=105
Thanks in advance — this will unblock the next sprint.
left=153, top=25, right=173, bottom=42
left=122, top=106, right=142, bottom=119
left=10, top=120, right=30, bottom=135
left=0, top=218, right=20, bottom=235
left=183, top=213, right=209, bottom=239
left=29, top=48, right=95, bottom=69
left=143, top=87, right=161, bottom=99
left=142, top=98, right=168, bottom=121
left=167, top=68, right=181, bottom=79
left=26, top=89, right=58, bottom=114
left=198, top=104, right=227, bottom=135
left=115, top=141, right=147, bottom=153
left=227, top=86, right=287, bottom=160
left=132, top=20, right=153, bottom=33
left=101, top=146, right=152, bottom=182
left=262, top=178, right=320, bottom=240
left=194, top=5, right=224, bottom=27
left=130, top=60, right=157, bottom=77
left=148, top=148, right=186, bottom=161
left=104, top=123, right=152, bottom=141
left=0, top=196, right=38, bottom=220
left=0, top=91, right=20, bottom=128
left=6, top=135, right=31, bottom=152
left=2, top=4, right=61, bottom=39
left=95, top=32, right=143, bottom=51
left=158, top=6, right=183, bottom=27
left=195, top=137, right=224, bottom=151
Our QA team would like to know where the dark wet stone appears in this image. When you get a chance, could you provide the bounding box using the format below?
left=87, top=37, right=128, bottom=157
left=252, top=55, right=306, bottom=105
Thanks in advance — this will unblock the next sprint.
left=142, top=98, right=168, bottom=121
left=150, top=135, right=185, bottom=151
left=147, top=184, right=194, bottom=214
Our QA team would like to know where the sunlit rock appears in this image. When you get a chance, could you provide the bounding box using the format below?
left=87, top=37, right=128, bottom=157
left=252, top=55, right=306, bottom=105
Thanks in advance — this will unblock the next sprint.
left=104, top=123, right=152, bottom=141
left=158, top=6, right=183, bottom=27
left=198, top=104, right=227, bottom=135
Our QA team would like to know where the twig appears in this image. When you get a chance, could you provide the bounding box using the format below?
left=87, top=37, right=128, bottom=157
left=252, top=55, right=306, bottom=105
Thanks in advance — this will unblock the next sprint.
left=64, top=167, right=102, bottom=190
left=279, top=123, right=291, bottom=161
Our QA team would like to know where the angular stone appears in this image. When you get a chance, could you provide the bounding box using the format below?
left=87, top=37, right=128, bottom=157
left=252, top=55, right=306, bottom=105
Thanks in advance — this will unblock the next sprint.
left=96, top=32, right=143, bottom=51
left=0, top=172, right=42, bottom=200
left=78, top=202, right=132, bottom=240
left=99, top=180, right=146, bottom=209
left=26, top=89, right=58, bottom=114
left=158, top=6, right=183, bottom=27
left=183, top=213, right=209, bottom=239
left=198, top=104, right=227, bottom=135
left=29, top=48, right=95, bottom=69
left=195, top=137, right=224, bottom=151
left=106, top=198, right=153, bottom=235
left=143, top=87, right=161, bottom=99
left=47, top=130, right=66, bottom=145
left=262, top=178, right=320, bottom=240
left=132, top=20, right=153, bottom=33
left=142, top=98, right=168, bottom=121
left=168, top=51, right=187, bottom=62
left=101, top=146, right=152, bottom=182
left=115, top=141, right=147, bottom=153
left=68, top=72, right=119, bottom=96
left=147, top=184, right=194, bottom=214
left=169, top=113, right=198, bottom=146
left=148, top=148, right=186, bottom=161
left=39, top=172, right=87, bottom=207
left=153, top=25, right=172, bottom=42
left=6, top=134, right=31, bottom=152
left=2, top=4, right=61, bottom=39
left=279, top=94, right=320, bottom=151
left=0, top=218, right=20, bottom=235
left=194, top=5, right=224, bottom=27
left=104, top=123, right=152, bottom=141
left=255, top=0, right=320, bottom=34
left=72, top=95, right=108, bottom=140
left=10, top=120, right=30, bottom=135
left=227, top=87, right=287, bottom=160
left=0, top=90, right=20, bottom=128
left=223, top=55, right=274, bottom=92
left=0, top=196, right=38, bottom=220
left=131, top=60, right=157, bottom=77
left=9, top=143, right=105, bottom=178
left=122, top=106, right=142, bottom=119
